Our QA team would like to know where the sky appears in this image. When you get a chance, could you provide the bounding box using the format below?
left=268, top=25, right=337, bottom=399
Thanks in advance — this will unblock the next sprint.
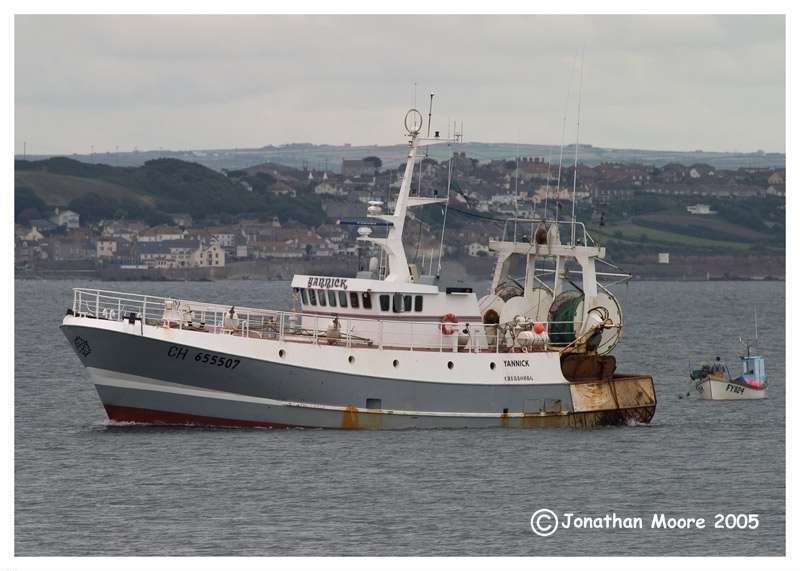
left=14, top=14, right=786, bottom=155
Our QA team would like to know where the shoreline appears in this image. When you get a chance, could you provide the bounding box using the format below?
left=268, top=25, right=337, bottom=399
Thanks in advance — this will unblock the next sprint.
left=15, top=254, right=785, bottom=283
left=14, top=271, right=785, bottom=283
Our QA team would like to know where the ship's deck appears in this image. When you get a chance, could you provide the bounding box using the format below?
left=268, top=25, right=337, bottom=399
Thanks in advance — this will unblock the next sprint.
left=69, top=287, right=576, bottom=355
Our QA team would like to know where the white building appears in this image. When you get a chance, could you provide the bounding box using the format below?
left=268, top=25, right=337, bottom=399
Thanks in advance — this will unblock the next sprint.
left=171, top=213, right=193, bottom=227
left=467, top=242, right=490, bottom=257
left=195, top=242, right=225, bottom=267
left=490, top=194, right=516, bottom=206
left=137, top=226, right=185, bottom=242
left=210, top=233, right=236, bottom=249
left=314, top=182, right=345, bottom=196
left=97, top=238, right=118, bottom=259
left=686, top=204, right=716, bottom=215
left=23, top=227, right=44, bottom=242
left=768, top=172, right=784, bottom=185
left=50, top=208, right=80, bottom=230
left=138, top=239, right=225, bottom=269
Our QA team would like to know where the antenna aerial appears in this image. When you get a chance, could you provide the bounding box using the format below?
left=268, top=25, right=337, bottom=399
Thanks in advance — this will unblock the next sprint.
left=571, top=48, right=585, bottom=246
left=513, top=142, right=520, bottom=230
left=540, top=153, right=552, bottom=220
left=556, top=57, right=577, bottom=220
left=426, top=93, right=435, bottom=138
left=426, top=93, right=435, bottom=158
left=436, top=149, right=454, bottom=278
left=754, top=306, right=759, bottom=346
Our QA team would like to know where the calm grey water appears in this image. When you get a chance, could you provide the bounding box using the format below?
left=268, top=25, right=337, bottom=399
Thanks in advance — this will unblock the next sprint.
left=15, top=279, right=785, bottom=556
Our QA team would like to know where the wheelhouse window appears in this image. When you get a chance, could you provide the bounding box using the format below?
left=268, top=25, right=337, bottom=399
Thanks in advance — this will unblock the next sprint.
left=300, top=288, right=309, bottom=305
left=362, top=292, right=372, bottom=310
left=403, top=295, right=412, bottom=312
left=379, top=294, right=390, bottom=312
left=414, top=295, right=423, bottom=312
left=338, top=290, right=348, bottom=308
left=308, top=289, right=317, bottom=306
left=349, top=291, right=360, bottom=309
left=392, top=293, right=404, bottom=313
left=317, top=290, right=327, bottom=307
left=327, top=290, right=337, bottom=307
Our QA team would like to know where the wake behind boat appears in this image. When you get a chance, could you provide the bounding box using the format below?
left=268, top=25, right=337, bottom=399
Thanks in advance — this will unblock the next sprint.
left=60, top=106, right=657, bottom=429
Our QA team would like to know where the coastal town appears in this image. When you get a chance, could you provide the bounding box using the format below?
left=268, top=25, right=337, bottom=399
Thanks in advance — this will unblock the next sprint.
left=14, top=152, right=786, bottom=281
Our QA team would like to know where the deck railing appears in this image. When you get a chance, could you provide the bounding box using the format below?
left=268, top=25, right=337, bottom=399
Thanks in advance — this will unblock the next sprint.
left=69, top=288, right=570, bottom=354
left=501, top=217, right=595, bottom=247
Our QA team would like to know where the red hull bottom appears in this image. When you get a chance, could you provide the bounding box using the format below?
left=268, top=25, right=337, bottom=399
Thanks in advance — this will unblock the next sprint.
left=103, top=404, right=297, bottom=429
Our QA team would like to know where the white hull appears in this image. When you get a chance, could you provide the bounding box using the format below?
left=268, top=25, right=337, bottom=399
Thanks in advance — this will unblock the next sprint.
left=694, top=378, right=767, bottom=400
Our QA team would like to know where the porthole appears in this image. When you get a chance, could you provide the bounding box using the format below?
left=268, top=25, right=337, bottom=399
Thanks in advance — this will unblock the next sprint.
left=392, top=359, right=399, bottom=368
left=447, top=361, right=454, bottom=370
left=348, top=355, right=355, bottom=364
left=279, top=349, right=286, bottom=358
left=490, top=362, right=496, bottom=370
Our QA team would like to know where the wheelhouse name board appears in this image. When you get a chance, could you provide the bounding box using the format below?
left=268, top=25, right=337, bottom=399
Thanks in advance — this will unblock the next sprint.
left=306, top=277, right=349, bottom=290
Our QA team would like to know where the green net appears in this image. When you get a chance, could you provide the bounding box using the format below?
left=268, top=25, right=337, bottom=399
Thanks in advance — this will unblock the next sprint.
left=548, top=292, right=583, bottom=346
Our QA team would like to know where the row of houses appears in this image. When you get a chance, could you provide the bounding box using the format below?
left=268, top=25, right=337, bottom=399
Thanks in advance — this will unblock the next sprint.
left=15, top=210, right=367, bottom=269
left=16, top=228, right=227, bottom=270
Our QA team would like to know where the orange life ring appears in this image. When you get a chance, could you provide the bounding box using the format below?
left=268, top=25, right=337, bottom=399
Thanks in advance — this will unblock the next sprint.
left=440, top=313, right=458, bottom=335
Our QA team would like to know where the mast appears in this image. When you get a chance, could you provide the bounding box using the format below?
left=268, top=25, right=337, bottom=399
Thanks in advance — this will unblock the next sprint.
left=555, top=116, right=567, bottom=216
left=754, top=306, right=759, bottom=346
left=359, top=108, right=457, bottom=283
left=426, top=93, right=434, bottom=139
left=436, top=154, right=454, bottom=278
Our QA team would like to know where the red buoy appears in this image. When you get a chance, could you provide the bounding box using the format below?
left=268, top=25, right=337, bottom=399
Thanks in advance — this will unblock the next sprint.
left=533, top=322, right=545, bottom=334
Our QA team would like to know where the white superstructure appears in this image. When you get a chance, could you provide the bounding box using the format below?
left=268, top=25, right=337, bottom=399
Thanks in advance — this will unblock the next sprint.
left=60, top=105, right=657, bottom=429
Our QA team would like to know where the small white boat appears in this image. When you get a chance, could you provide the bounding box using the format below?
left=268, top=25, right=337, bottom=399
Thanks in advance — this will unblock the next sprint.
left=689, top=310, right=767, bottom=401
left=690, top=359, right=767, bottom=400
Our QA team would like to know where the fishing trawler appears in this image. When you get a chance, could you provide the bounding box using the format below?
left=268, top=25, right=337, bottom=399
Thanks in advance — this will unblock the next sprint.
left=60, top=107, right=657, bottom=429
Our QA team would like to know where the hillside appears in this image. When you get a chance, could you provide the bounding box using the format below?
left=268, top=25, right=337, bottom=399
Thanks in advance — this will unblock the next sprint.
left=14, top=157, right=324, bottom=226
left=14, top=155, right=785, bottom=268
left=584, top=198, right=785, bottom=262
left=15, top=170, right=152, bottom=208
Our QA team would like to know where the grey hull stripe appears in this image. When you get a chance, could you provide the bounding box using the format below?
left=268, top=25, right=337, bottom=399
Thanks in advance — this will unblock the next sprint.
left=91, top=369, right=566, bottom=419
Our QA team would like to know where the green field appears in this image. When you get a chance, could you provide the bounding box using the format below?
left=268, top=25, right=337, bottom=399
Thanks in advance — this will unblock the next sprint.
left=633, top=213, right=771, bottom=242
left=16, top=171, right=154, bottom=208
left=590, top=223, right=755, bottom=251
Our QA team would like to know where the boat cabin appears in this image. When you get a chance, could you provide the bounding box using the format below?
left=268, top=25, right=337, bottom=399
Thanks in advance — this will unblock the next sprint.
left=291, top=274, right=482, bottom=349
